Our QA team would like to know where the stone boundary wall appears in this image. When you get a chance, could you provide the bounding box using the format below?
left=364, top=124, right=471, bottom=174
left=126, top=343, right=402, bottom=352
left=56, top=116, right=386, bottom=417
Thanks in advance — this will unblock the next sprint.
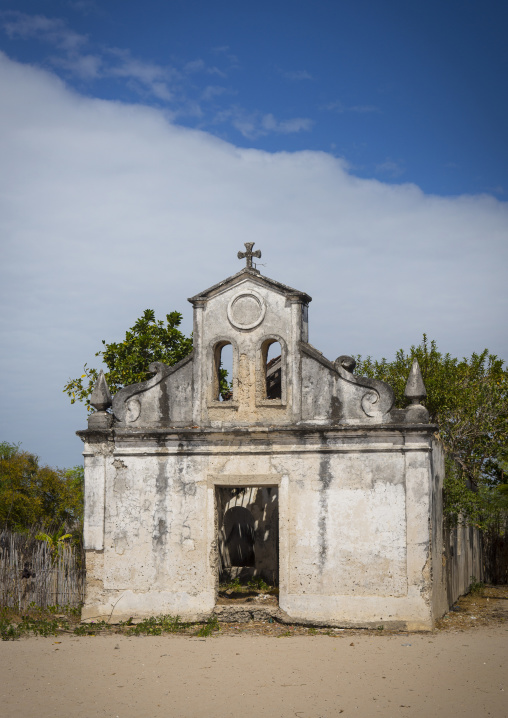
left=443, top=525, right=483, bottom=607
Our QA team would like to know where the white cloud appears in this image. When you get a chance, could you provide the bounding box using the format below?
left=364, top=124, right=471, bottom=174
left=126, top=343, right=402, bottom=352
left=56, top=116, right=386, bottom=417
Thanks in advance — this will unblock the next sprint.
left=261, top=114, right=314, bottom=134
left=0, top=52, right=507, bottom=468
left=2, top=11, right=87, bottom=52
left=201, top=85, right=231, bottom=101
left=52, top=52, right=102, bottom=80
left=0, top=13, right=285, bottom=135
left=206, top=65, right=227, bottom=78
left=375, top=159, right=405, bottom=177
left=68, top=1, right=99, bottom=15
left=216, top=107, right=313, bottom=139
left=184, top=58, right=205, bottom=73
left=227, top=110, right=258, bottom=138
left=281, top=69, right=313, bottom=81
left=322, top=100, right=345, bottom=113
left=104, top=48, right=177, bottom=101
left=486, top=185, right=505, bottom=195
left=183, top=58, right=226, bottom=77
left=0, top=13, right=213, bottom=104
left=211, top=45, right=239, bottom=66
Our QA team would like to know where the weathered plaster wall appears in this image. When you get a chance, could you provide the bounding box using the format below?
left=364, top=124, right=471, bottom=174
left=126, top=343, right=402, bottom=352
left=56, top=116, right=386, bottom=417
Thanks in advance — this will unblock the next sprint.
left=191, top=276, right=306, bottom=426
left=81, top=264, right=445, bottom=629
left=300, top=355, right=337, bottom=423
left=83, top=442, right=111, bottom=551
left=287, top=453, right=407, bottom=596
left=82, top=428, right=437, bottom=629
left=83, top=439, right=213, bottom=621
left=299, top=347, right=395, bottom=426
left=112, top=356, right=194, bottom=428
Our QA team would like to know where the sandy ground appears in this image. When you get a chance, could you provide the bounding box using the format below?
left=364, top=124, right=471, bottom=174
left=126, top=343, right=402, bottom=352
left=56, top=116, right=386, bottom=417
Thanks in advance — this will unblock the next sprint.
left=1, top=627, right=506, bottom=718
left=1, top=588, right=507, bottom=718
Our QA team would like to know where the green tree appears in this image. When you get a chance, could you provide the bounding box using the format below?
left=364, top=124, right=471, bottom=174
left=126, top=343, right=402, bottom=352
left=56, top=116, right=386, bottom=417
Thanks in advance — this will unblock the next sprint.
left=0, top=442, right=84, bottom=533
left=35, top=526, right=73, bottom=560
left=355, top=336, right=508, bottom=528
left=64, top=309, right=193, bottom=411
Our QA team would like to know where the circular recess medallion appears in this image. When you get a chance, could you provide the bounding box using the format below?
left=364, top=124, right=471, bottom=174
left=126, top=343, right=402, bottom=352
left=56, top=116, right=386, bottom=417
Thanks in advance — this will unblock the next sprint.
left=227, top=291, right=266, bottom=330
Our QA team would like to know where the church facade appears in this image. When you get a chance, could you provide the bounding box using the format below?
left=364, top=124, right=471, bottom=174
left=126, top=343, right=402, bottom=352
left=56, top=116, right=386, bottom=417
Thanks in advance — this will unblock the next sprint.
left=79, top=244, right=448, bottom=629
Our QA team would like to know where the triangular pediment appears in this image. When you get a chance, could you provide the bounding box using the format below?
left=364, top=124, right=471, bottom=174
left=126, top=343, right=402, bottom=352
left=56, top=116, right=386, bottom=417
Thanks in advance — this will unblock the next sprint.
left=187, top=267, right=311, bottom=305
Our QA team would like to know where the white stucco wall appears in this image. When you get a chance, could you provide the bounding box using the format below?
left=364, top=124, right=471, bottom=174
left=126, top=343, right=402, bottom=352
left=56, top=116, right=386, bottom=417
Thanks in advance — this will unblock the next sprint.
left=82, top=428, right=437, bottom=629
left=80, top=266, right=442, bottom=629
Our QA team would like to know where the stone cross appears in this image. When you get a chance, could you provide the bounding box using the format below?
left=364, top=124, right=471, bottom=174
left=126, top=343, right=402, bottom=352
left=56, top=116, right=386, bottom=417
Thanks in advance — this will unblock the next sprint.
left=238, top=242, right=261, bottom=269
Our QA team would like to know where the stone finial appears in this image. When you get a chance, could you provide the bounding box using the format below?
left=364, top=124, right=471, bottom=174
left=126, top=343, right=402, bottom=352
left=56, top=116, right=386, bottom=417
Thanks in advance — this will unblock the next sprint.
left=404, top=359, right=429, bottom=423
left=238, top=242, right=261, bottom=270
left=90, top=370, right=112, bottom=412
left=405, top=359, right=427, bottom=403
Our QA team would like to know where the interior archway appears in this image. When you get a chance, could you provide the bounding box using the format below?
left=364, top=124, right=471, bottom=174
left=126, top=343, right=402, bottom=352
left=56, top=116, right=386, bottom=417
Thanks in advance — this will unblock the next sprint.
left=223, top=506, right=255, bottom=567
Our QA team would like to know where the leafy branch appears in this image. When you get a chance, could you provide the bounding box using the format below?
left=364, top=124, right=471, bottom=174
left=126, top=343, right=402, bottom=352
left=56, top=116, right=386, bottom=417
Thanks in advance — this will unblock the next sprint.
left=63, top=309, right=193, bottom=411
left=355, top=335, right=508, bottom=527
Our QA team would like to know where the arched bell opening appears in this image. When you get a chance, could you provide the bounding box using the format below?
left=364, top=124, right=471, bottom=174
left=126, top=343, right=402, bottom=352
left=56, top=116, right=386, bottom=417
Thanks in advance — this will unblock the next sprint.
left=261, top=339, right=283, bottom=400
left=213, top=341, right=234, bottom=401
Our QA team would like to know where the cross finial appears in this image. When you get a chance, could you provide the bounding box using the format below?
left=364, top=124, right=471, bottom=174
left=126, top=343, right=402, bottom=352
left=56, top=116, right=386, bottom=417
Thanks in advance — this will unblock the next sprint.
left=237, top=242, right=261, bottom=270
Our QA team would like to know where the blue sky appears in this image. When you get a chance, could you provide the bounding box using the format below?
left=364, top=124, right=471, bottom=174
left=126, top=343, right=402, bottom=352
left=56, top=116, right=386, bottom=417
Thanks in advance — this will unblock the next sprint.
left=1, top=0, right=507, bottom=196
left=0, top=1, right=507, bottom=468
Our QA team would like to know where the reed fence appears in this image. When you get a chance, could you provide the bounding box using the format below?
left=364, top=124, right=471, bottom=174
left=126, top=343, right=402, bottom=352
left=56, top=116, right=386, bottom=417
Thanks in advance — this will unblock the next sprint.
left=0, top=529, right=85, bottom=610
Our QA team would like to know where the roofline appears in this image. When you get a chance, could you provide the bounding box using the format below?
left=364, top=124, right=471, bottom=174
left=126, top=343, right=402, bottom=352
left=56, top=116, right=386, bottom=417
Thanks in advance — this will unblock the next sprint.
left=187, top=267, right=312, bottom=304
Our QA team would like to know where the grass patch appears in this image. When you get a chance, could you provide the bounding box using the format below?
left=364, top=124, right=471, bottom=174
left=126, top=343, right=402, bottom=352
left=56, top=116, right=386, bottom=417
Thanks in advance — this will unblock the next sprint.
left=0, top=617, right=22, bottom=641
left=127, top=615, right=190, bottom=636
left=468, top=576, right=486, bottom=596
left=0, top=603, right=222, bottom=639
left=74, top=620, right=112, bottom=636
left=195, top=615, right=220, bottom=637
left=220, top=577, right=242, bottom=592
left=0, top=603, right=84, bottom=640
left=219, top=576, right=278, bottom=596
left=19, top=616, right=59, bottom=637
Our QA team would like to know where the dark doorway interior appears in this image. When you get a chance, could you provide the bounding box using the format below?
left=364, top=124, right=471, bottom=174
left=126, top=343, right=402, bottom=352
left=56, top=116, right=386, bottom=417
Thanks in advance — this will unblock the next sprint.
left=216, top=486, right=279, bottom=587
left=223, top=506, right=255, bottom=567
